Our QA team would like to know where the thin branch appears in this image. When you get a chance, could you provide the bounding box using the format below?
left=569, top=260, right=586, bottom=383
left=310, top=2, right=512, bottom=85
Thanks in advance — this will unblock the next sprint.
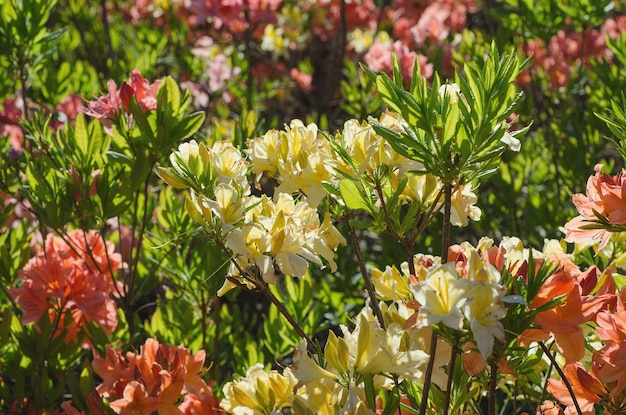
left=539, top=341, right=583, bottom=415
left=419, top=183, right=452, bottom=415
left=347, top=224, right=386, bottom=329
left=488, top=360, right=498, bottom=415
left=443, top=342, right=459, bottom=415
left=216, top=240, right=317, bottom=354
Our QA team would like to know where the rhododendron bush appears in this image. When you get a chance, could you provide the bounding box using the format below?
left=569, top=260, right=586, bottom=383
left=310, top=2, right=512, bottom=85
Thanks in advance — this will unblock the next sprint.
left=3, top=0, right=626, bottom=414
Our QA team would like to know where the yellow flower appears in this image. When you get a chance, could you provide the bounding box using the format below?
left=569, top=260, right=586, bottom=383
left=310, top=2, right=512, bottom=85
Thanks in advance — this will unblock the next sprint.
left=292, top=341, right=338, bottom=385
left=220, top=363, right=298, bottom=414
left=371, top=264, right=412, bottom=302
left=291, top=379, right=338, bottom=415
left=463, top=283, right=506, bottom=359
left=465, top=249, right=501, bottom=284
left=247, top=120, right=335, bottom=207
left=210, top=140, right=249, bottom=193
left=449, top=183, right=481, bottom=227
left=411, top=263, right=470, bottom=329
left=209, top=183, right=244, bottom=228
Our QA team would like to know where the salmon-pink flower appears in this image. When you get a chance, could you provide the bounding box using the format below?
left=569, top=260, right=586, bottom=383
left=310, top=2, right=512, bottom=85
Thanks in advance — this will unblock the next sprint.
left=519, top=265, right=613, bottom=363
left=179, top=392, right=223, bottom=414
left=594, top=299, right=626, bottom=397
left=0, top=97, right=24, bottom=151
left=82, top=79, right=123, bottom=120
left=109, top=381, right=161, bottom=415
left=565, top=164, right=626, bottom=250
left=93, top=338, right=216, bottom=415
left=8, top=231, right=122, bottom=342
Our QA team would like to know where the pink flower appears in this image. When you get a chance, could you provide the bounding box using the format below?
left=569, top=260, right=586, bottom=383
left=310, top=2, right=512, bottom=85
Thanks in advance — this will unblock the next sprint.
left=82, top=79, right=123, bottom=120
left=82, top=70, right=160, bottom=120
left=53, top=94, right=83, bottom=129
left=410, top=2, right=451, bottom=46
left=119, top=70, right=161, bottom=114
left=363, top=40, right=432, bottom=81
left=290, top=68, right=313, bottom=92
left=565, top=164, right=626, bottom=250
left=0, top=98, right=24, bottom=151
left=603, top=16, right=626, bottom=39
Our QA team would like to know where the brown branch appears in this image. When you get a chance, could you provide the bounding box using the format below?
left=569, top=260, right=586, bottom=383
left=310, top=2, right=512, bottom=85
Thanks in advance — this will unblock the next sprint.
left=347, top=224, right=386, bottom=329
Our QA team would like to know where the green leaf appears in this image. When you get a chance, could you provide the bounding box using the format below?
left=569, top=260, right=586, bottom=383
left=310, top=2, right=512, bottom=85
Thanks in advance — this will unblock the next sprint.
left=168, top=111, right=205, bottom=144
left=73, top=112, right=89, bottom=158
left=161, top=76, right=181, bottom=114
left=381, top=386, right=401, bottom=415
left=363, top=373, right=377, bottom=409
left=339, top=179, right=370, bottom=212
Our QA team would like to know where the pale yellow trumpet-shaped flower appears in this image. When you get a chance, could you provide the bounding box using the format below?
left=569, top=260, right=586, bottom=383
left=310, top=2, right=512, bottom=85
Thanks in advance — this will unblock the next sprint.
left=384, top=322, right=429, bottom=380
left=220, top=363, right=298, bottom=414
left=411, top=263, right=470, bottom=330
left=463, top=282, right=506, bottom=359
left=465, top=249, right=501, bottom=284
left=371, top=264, right=413, bottom=302
left=211, top=140, right=249, bottom=193
left=291, top=379, right=338, bottom=415
left=208, top=183, right=245, bottom=229
left=292, top=341, right=339, bottom=385
left=344, top=315, right=394, bottom=376
left=247, top=129, right=281, bottom=180
left=397, top=172, right=441, bottom=207
left=221, top=192, right=344, bottom=288
left=247, top=120, right=335, bottom=207
left=158, top=139, right=202, bottom=189
left=449, top=182, right=482, bottom=227
left=170, top=139, right=200, bottom=176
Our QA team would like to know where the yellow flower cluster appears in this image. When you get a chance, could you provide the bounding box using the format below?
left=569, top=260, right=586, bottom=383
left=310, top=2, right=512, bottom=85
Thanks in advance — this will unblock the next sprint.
left=247, top=119, right=336, bottom=208
left=290, top=309, right=429, bottom=412
left=159, top=136, right=346, bottom=296
left=218, top=193, right=346, bottom=295
left=220, top=363, right=298, bottom=414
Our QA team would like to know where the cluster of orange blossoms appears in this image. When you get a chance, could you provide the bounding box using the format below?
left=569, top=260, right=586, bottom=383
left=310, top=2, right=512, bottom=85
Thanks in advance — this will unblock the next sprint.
left=92, top=338, right=222, bottom=415
left=9, top=230, right=122, bottom=343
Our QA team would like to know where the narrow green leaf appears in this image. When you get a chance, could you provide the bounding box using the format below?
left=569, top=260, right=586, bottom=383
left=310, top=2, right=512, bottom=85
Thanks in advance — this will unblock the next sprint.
left=73, top=112, right=89, bottom=158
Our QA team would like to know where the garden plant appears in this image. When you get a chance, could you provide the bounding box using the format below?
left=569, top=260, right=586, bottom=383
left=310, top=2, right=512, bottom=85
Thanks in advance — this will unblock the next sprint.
left=2, top=0, right=626, bottom=414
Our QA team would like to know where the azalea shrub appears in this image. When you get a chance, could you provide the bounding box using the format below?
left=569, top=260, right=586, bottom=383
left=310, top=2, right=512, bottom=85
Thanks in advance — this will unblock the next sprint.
left=2, top=0, right=626, bottom=414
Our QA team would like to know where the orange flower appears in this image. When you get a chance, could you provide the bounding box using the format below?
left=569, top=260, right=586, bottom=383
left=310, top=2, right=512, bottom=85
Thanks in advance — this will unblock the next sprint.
left=565, top=164, right=626, bottom=250
left=92, top=345, right=134, bottom=397
left=9, top=231, right=122, bottom=342
left=109, top=381, right=161, bottom=415
left=594, top=298, right=626, bottom=397
left=179, top=392, right=224, bottom=415
left=519, top=266, right=613, bottom=363
left=547, top=363, right=603, bottom=414
left=534, top=400, right=564, bottom=415
left=93, top=338, right=217, bottom=415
